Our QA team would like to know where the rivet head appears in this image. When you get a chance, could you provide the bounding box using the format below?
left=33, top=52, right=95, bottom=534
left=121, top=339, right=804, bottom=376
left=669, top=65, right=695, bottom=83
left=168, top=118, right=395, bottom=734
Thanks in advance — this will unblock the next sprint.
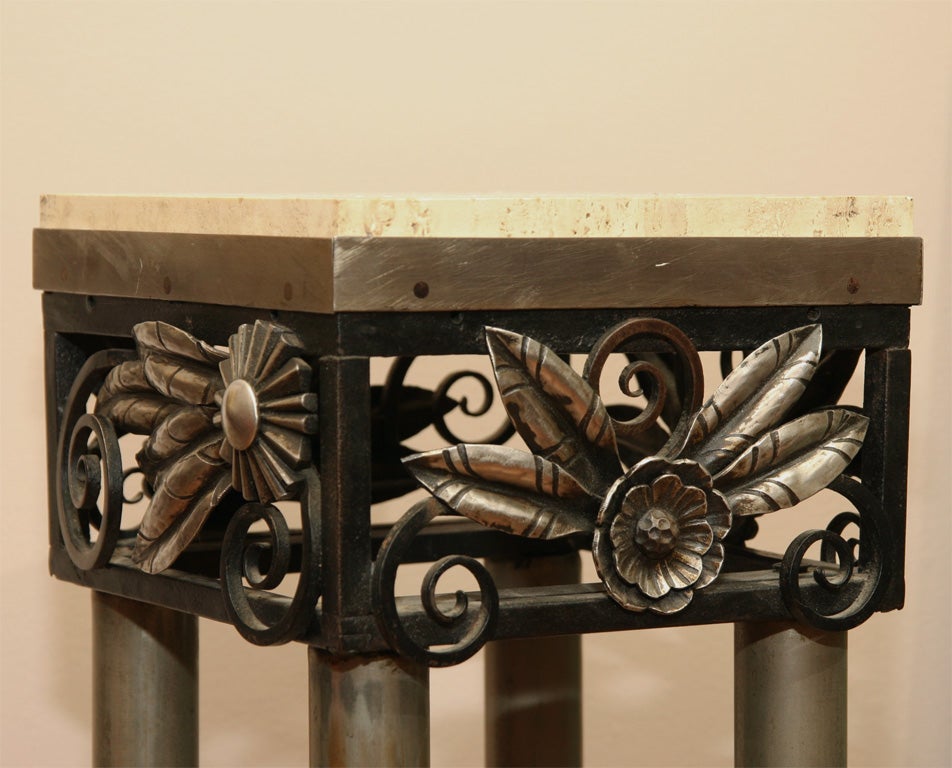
left=221, top=379, right=259, bottom=451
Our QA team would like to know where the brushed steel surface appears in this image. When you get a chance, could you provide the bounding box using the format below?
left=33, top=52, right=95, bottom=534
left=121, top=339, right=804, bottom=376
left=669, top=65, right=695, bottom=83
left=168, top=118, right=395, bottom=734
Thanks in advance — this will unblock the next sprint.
left=485, top=553, right=582, bottom=767
left=331, top=236, right=922, bottom=311
left=308, top=649, right=429, bottom=767
left=33, top=229, right=333, bottom=311
left=735, top=621, right=847, bottom=767
left=34, top=230, right=922, bottom=312
left=92, top=591, right=197, bottom=767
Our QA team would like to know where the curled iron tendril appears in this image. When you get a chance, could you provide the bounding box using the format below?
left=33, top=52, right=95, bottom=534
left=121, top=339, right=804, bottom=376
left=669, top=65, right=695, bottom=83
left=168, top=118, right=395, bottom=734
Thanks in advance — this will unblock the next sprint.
left=433, top=370, right=515, bottom=445
left=583, top=318, right=704, bottom=457
left=56, top=349, right=136, bottom=571
left=220, top=468, right=322, bottom=645
left=373, top=498, right=499, bottom=667
left=378, top=357, right=514, bottom=448
left=122, top=468, right=150, bottom=505
left=780, top=474, right=887, bottom=631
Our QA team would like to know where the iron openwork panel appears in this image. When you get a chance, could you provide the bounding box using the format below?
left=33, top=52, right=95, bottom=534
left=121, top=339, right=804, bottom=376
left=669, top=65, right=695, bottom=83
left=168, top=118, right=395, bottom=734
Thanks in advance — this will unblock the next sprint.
left=44, top=294, right=909, bottom=664
left=42, top=254, right=914, bottom=663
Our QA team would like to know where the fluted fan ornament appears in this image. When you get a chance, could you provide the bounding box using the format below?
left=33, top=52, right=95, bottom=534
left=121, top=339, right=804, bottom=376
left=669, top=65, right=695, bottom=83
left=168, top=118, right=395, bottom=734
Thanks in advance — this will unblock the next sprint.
left=95, top=320, right=318, bottom=573
left=403, top=321, right=868, bottom=614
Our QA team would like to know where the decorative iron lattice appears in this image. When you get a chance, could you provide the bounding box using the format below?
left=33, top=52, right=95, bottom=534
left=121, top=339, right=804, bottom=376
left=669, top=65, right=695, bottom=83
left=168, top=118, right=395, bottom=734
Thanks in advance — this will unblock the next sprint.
left=372, top=318, right=887, bottom=664
left=54, top=314, right=889, bottom=661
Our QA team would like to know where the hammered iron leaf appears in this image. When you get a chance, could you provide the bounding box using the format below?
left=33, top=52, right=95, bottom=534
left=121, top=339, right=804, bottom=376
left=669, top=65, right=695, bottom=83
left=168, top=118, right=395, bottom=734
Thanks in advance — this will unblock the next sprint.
left=94, top=320, right=317, bottom=574
left=682, top=324, right=822, bottom=474
left=485, top=326, right=620, bottom=496
left=405, top=444, right=596, bottom=539
left=715, top=408, right=868, bottom=516
left=404, top=320, right=870, bottom=615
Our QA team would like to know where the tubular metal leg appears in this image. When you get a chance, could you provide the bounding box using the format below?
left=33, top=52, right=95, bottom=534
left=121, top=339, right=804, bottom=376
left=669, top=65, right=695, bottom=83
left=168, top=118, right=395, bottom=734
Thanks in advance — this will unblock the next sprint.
left=92, top=591, right=198, bottom=767
left=308, top=648, right=429, bottom=767
left=485, top=553, right=582, bottom=767
left=734, top=621, right=847, bottom=767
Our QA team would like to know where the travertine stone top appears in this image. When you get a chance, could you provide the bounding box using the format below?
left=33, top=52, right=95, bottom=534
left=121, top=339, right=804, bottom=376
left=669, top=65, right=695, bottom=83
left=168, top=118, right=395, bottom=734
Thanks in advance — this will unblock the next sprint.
left=39, top=195, right=913, bottom=237
left=35, top=195, right=920, bottom=312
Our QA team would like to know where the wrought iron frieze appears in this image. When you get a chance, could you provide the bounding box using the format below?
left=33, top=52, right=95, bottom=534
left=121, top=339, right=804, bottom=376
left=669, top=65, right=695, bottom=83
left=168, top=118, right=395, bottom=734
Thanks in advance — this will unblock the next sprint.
left=56, top=319, right=321, bottom=644
left=53, top=312, right=892, bottom=659
left=96, top=320, right=318, bottom=572
left=373, top=318, right=886, bottom=663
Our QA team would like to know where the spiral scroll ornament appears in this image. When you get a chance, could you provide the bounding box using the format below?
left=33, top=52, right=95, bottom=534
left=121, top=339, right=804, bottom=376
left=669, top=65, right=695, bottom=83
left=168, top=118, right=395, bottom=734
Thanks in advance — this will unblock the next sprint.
left=56, top=349, right=136, bottom=570
left=221, top=469, right=322, bottom=645
left=401, top=318, right=874, bottom=619
left=780, top=474, right=888, bottom=631
left=55, top=320, right=321, bottom=644
left=373, top=498, right=499, bottom=667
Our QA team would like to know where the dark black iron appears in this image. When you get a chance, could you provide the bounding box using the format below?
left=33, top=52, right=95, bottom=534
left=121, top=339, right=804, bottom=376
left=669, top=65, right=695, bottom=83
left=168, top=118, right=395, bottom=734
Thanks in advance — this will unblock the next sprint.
left=42, top=248, right=914, bottom=665
left=220, top=469, right=322, bottom=645
left=780, top=474, right=888, bottom=630
left=372, top=498, right=499, bottom=667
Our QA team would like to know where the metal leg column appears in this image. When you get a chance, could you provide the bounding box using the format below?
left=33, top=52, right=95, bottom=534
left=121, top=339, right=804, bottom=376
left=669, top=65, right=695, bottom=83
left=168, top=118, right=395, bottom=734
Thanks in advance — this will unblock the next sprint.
left=92, top=591, right=198, bottom=767
left=485, top=553, right=582, bottom=767
left=308, top=649, right=429, bottom=767
left=734, top=621, right=847, bottom=767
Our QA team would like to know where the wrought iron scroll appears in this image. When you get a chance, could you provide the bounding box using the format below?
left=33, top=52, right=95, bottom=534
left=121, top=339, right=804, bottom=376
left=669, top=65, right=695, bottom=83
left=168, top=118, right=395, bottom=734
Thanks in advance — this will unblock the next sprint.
left=400, top=318, right=878, bottom=625
left=372, top=498, right=499, bottom=667
left=56, top=349, right=135, bottom=570
left=54, top=320, right=322, bottom=646
left=780, top=474, right=888, bottom=631
left=583, top=318, right=704, bottom=462
left=221, top=468, right=322, bottom=645
left=370, top=357, right=514, bottom=503
left=431, top=369, right=516, bottom=446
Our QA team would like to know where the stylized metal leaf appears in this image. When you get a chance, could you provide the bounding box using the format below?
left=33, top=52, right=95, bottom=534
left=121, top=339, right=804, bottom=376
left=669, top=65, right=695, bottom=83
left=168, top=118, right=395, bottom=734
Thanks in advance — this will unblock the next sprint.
left=99, top=360, right=152, bottom=399
left=786, top=349, right=862, bottom=420
left=132, top=438, right=231, bottom=573
left=683, top=325, right=822, bottom=475
left=95, top=393, right=183, bottom=434
left=143, top=354, right=222, bottom=405
left=715, top=409, right=868, bottom=517
left=137, top=406, right=216, bottom=475
left=128, top=321, right=226, bottom=406
left=95, top=360, right=182, bottom=433
left=404, top=444, right=597, bottom=539
left=134, top=320, right=228, bottom=365
left=486, top=327, right=620, bottom=496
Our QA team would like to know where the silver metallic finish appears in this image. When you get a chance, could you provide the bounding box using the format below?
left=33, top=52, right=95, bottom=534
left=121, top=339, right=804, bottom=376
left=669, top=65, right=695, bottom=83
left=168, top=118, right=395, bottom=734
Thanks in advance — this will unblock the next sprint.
left=718, top=408, right=868, bottom=517
left=34, top=229, right=333, bottom=311
left=33, top=229, right=923, bottom=312
left=735, top=621, right=847, bottom=767
left=92, top=591, right=197, bottom=767
left=685, top=324, right=823, bottom=473
left=407, top=322, right=866, bottom=615
left=93, top=319, right=317, bottom=573
left=220, top=378, right=259, bottom=450
left=485, top=553, right=582, bottom=768
left=308, top=649, right=429, bottom=767
left=406, top=443, right=596, bottom=540
left=594, top=457, right=730, bottom=614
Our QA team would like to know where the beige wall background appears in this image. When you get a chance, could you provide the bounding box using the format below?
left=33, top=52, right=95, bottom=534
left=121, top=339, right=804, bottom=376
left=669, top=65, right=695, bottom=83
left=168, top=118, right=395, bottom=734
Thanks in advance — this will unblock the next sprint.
left=1, top=1, right=949, bottom=766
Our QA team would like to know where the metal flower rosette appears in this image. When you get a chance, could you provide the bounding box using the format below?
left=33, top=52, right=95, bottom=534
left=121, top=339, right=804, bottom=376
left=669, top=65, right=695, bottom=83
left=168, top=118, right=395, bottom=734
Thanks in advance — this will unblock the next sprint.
left=57, top=320, right=322, bottom=644
left=56, top=314, right=887, bottom=660
left=374, top=317, right=887, bottom=664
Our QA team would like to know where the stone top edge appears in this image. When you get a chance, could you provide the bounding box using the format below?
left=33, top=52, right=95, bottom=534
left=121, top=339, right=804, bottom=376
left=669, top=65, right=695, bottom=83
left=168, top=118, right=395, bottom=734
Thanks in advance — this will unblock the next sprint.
left=38, top=194, right=914, bottom=238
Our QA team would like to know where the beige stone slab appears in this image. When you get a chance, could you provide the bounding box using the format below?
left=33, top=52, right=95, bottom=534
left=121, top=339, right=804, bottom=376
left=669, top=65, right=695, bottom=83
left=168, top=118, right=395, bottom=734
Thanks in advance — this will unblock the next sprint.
left=38, top=195, right=914, bottom=237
